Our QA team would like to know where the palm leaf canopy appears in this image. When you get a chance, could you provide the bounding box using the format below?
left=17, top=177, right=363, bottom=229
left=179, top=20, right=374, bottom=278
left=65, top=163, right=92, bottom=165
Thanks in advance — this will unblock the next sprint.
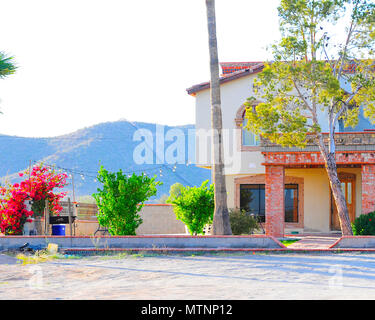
left=0, top=52, right=16, bottom=79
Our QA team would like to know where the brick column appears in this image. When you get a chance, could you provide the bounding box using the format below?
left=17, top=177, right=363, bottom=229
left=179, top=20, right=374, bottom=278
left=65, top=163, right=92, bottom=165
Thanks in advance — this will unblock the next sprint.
left=265, top=165, right=285, bottom=237
left=361, top=164, right=375, bottom=214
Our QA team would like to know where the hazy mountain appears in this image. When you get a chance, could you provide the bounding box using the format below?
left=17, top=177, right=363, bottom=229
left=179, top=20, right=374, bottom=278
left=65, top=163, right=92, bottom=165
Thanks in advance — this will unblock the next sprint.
left=0, top=120, right=211, bottom=202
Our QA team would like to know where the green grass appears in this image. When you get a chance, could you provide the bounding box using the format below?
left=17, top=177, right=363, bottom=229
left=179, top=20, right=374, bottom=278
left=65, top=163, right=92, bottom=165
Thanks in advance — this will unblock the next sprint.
left=280, top=239, right=300, bottom=247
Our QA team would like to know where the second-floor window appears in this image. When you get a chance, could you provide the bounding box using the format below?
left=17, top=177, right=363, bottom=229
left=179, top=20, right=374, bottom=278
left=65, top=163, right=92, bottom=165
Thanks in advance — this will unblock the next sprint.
left=242, top=118, right=259, bottom=146
left=235, top=103, right=261, bottom=150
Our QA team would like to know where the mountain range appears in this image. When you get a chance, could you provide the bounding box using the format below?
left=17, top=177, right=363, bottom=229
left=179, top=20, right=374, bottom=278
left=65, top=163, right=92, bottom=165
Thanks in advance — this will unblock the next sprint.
left=0, top=120, right=211, bottom=202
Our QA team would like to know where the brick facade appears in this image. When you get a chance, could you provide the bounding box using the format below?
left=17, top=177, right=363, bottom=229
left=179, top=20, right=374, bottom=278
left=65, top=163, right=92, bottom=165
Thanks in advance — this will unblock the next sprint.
left=260, top=139, right=375, bottom=235
left=234, top=174, right=304, bottom=229
left=262, top=151, right=375, bottom=167
left=361, top=164, right=375, bottom=214
left=265, top=166, right=285, bottom=237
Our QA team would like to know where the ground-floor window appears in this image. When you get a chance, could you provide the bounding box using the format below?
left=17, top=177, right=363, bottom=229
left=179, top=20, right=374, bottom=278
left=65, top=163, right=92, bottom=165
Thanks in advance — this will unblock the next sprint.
left=284, top=184, right=298, bottom=223
left=240, top=184, right=298, bottom=223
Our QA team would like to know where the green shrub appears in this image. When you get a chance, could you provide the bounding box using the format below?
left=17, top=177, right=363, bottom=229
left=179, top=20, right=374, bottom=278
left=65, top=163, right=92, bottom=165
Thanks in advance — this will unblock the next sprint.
left=170, top=181, right=214, bottom=235
left=229, top=208, right=259, bottom=235
left=352, top=212, right=375, bottom=235
left=166, top=182, right=184, bottom=203
left=93, top=166, right=162, bottom=235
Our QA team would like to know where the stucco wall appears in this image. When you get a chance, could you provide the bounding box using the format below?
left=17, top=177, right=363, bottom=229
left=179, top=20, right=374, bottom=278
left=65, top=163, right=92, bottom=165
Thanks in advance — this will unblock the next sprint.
left=137, top=204, right=186, bottom=235
left=286, top=168, right=330, bottom=232
left=33, top=204, right=186, bottom=236
left=74, top=220, right=99, bottom=236
left=287, top=168, right=362, bottom=232
left=194, top=73, right=332, bottom=175
left=195, top=75, right=266, bottom=175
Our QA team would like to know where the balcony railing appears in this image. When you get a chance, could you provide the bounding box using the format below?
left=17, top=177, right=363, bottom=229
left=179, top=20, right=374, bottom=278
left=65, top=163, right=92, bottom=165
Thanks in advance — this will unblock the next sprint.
left=260, top=131, right=375, bottom=152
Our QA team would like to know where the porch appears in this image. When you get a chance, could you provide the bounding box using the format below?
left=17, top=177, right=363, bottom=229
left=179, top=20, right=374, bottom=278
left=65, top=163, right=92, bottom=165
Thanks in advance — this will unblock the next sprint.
left=248, top=132, right=375, bottom=237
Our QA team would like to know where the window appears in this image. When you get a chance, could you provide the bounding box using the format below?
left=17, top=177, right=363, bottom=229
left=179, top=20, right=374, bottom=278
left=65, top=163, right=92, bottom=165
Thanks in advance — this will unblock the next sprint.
left=240, top=184, right=265, bottom=222
left=242, top=118, right=259, bottom=146
left=240, top=184, right=298, bottom=223
left=284, top=184, right=299, bottom=223
left=235, top=104, right=260, bottom=149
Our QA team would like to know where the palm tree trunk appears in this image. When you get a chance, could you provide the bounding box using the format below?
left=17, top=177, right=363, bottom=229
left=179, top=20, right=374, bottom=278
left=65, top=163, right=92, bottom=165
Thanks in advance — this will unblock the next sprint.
left=205, top=0, right=232, bottom=235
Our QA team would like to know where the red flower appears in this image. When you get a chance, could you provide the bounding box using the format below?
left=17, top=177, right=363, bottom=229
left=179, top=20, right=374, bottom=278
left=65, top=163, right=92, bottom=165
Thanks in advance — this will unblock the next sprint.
left=0, top=164, right=67, bottom=235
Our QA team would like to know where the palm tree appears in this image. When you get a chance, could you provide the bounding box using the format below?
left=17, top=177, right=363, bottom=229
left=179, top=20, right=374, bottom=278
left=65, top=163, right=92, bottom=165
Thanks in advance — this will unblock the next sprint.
left=205, top=0, right=232, bottom=235
left=0, top=52, right=16, bottom=114
left=0, top=52, right=16, bottom=79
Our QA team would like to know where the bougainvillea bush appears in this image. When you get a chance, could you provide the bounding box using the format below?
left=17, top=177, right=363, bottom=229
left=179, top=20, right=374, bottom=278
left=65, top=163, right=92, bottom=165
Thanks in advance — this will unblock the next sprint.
left=0, top=164, right=68, bottom=235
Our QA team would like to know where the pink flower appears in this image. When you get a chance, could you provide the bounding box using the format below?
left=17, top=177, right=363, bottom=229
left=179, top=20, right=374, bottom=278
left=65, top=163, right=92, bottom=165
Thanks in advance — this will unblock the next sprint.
left=0, top=164, right=68, bottom=235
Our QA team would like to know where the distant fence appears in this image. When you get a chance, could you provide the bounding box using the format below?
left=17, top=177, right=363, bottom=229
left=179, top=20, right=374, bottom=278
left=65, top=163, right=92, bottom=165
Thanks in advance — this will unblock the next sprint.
left=59, top=201, right=98, bottom=220
left=58, top=202, right=186, bottom=235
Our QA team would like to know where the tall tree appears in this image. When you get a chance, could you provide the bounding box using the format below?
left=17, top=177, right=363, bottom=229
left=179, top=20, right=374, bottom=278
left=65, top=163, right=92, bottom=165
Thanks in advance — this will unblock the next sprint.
left=0, top=52, right=16, bottom=115
left=205, top=0, right=232, bottom=235
left=245, top=0, right=375, bottom=235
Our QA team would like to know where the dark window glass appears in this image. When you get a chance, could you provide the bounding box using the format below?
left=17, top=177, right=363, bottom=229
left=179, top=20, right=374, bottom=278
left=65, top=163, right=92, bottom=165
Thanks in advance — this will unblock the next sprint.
left=284, top=184, right=298, bottom=223
left=240, top=184, right=298, bottom=223
left=240, top=185, right=265, bottom=222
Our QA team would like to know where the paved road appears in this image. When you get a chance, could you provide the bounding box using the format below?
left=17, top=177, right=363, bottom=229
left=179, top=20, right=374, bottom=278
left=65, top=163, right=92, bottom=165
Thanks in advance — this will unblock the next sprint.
left=0, top=254, right=18, bottom=265
left=1, top=252, right=375, bottom=299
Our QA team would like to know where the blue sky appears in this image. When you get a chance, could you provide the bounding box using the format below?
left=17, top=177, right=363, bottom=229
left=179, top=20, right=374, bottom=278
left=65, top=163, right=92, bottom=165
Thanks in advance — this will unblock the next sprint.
left=0, top=0, right=280, bottom=137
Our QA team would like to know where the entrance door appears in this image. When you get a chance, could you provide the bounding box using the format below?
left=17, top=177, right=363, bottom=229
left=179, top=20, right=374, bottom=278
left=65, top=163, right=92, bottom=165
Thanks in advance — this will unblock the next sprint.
left=330, top=173, right=356, bottom=231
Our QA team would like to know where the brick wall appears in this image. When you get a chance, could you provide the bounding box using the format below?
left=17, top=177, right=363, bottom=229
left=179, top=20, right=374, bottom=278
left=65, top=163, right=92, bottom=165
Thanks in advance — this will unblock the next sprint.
left=233, top=174, right=304, bottom=229
left=361, top=164, right=375, bottom=214
left=263, top=151, right=375, bottom=166
left=265, top=166, right=285, bottom=237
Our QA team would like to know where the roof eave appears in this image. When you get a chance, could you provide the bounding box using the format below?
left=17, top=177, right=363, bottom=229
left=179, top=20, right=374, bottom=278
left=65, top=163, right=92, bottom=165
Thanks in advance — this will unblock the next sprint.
left=186, top=64, right=264, bottom=96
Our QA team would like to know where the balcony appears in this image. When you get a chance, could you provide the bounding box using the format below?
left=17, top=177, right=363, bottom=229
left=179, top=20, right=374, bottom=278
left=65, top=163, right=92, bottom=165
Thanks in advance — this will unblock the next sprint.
left=260, top=131, right=375, bottom=153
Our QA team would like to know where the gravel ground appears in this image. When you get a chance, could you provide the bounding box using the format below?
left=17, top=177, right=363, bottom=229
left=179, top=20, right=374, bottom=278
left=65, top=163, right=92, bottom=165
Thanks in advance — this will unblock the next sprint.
left=1, top=252, right=375, bottom=300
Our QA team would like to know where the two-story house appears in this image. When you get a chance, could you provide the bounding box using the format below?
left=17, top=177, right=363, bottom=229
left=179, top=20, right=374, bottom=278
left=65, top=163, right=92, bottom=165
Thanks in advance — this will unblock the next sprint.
left=187, top=62, right=375, bottom=237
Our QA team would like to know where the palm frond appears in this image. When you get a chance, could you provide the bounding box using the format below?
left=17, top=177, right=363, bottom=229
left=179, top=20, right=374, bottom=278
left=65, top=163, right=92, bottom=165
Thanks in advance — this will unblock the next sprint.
left=0, top=52, right=17, bottom=79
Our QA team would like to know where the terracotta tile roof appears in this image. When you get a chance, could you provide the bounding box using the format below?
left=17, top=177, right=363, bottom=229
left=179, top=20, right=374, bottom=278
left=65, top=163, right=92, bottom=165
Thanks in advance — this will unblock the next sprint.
left=186, top=60, right=360, bottom=96
left=220, top=62, right=264, bottom=75
left=186, top=62, right=264, bottom=95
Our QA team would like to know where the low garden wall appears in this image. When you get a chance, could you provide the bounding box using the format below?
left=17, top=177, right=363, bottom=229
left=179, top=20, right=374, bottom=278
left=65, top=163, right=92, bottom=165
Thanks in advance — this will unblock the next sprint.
left=330, top=236, right=375, bottom=248
left=0, top=235, right=285, bottom=250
